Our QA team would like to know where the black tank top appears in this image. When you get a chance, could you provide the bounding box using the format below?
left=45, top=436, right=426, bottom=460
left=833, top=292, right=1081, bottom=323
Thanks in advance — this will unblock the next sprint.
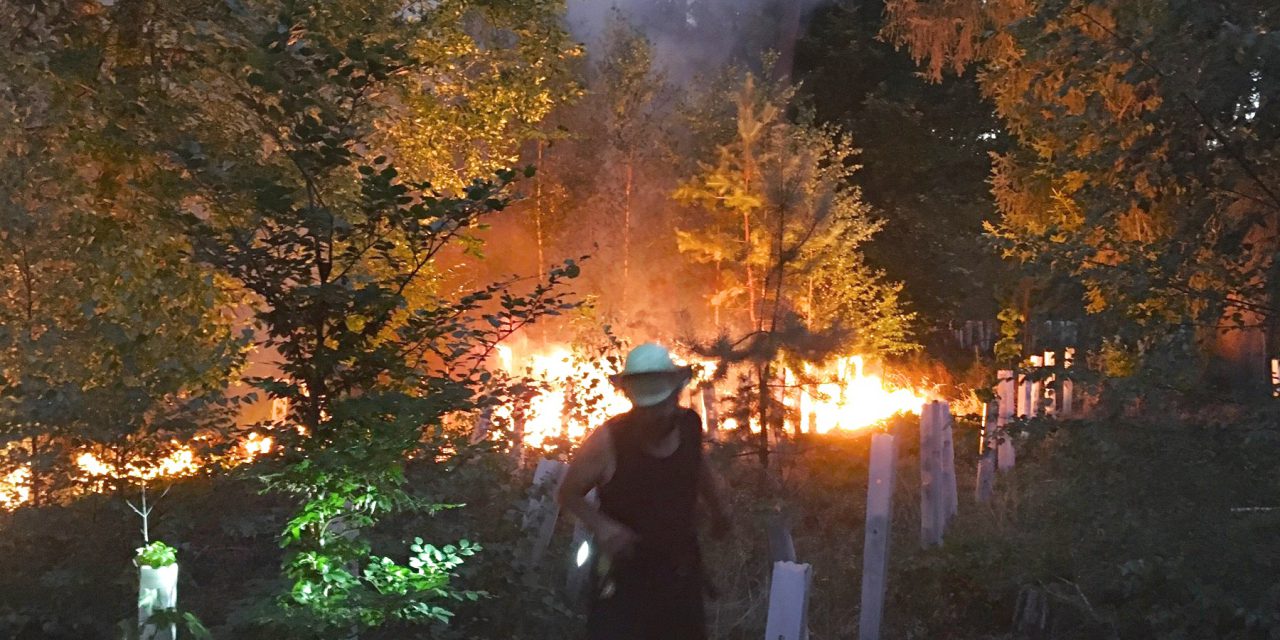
left=598, top=407, right=703, bottom=576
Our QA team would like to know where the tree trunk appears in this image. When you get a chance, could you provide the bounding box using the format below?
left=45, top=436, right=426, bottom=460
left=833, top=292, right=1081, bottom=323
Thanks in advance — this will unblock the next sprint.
left=744, top=208, right=757, bottom=329
left=28, top=434, right=41, bottom=507
left=623, top=156, right=633, bottom=297
left=757, top=362, right=771, bottom=468
left=534, top=140, right=546, bottom=283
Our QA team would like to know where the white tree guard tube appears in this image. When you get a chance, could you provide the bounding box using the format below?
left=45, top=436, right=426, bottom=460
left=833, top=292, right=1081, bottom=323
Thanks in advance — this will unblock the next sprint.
left=138, top=563, right=178, bottom=640
left=764, top=561, right=812, bottom=640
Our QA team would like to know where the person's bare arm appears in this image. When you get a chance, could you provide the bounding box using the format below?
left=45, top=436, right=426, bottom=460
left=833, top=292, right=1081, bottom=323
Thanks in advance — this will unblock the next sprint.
left=557, top=426, right=638, bottom=555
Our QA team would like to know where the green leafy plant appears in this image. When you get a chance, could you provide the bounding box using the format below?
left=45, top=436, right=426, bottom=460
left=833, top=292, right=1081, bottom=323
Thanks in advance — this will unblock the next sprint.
left=135, top=540, right=178, bottom=569
left=167, top=4, right=582, bottom=636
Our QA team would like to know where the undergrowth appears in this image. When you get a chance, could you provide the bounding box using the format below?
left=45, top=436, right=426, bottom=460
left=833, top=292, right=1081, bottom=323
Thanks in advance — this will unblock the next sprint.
left=1, top=409, right=1277, bottom=638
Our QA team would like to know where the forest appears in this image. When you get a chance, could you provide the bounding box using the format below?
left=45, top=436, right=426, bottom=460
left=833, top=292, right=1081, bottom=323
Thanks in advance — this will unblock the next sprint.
left=0, top=0, right=1277, bottom=638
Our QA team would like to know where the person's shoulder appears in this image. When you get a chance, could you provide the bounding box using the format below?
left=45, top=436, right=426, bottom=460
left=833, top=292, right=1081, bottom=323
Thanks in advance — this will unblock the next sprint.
left=679, top=407, right=703, bottom=435
left=581, top=413, right=625, bottom=451
left=680, top=406, right=701, bottom=423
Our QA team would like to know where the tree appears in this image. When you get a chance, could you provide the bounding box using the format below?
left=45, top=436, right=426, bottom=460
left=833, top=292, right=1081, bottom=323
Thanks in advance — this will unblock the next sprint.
left=381, top=0, right=582, bottom=191
left=676, top=72, right=914, bottom=464
left=883, top=0, right=1280, bottom=398
left=0, top=0, right=247, bottom=506
left=166, top=3, right=579, bottom=634
left=497, top=16, right=687, bottom=335
left=794, top=0, right=1009, bottom=327
left=591, top=17, right=672, bottom=297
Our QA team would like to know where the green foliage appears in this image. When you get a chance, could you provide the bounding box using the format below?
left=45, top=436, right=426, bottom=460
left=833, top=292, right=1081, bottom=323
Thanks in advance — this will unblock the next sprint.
left=155, top=2, right=583, bottom=634
left=387, top=0, right=582, bottom=190
left=994, top=305, right=1025, bottom=364
left=796, top=0, right=1009, bottom=324
left=675, top=70, right=912, bottom=350
left=884, top=0, right=1280, bottom=393
left=0, top=0, right=248, bottom=503
left=675, top=70, right=916, bottom=459
left=897, top=414, right=1280, bottom=639
left=3, top=411, right=1279, bottom=639
left=135, top=540, right=178, bottom=569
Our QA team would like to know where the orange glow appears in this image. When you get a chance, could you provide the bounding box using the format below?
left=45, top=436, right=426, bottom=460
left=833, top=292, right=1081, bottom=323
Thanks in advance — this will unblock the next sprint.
left=496, top=347, right=632, bottom=450
left=241, top=433, right=275, bottom=459
left=798, top=356, right=925, bottom=433
left=497, top=346, right=924, bottom=448
left=0, top=466, right=31, bottom=510
left=76, top=446, right=201, bottom=482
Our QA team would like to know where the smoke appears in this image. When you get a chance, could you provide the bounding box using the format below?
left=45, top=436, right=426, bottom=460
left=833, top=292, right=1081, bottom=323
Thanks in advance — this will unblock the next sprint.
left=565, top=0, right=832, bottom=82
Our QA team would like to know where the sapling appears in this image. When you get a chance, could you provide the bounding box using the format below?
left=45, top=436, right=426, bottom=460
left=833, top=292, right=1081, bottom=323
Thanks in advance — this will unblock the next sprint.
left=127, top=483, right=171, bottom=549
left=129, top=484, right=179, bottom=640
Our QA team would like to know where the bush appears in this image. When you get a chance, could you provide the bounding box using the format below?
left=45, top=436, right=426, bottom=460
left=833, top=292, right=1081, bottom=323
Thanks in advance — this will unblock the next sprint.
left=2, top=409, right=1278, bottom=639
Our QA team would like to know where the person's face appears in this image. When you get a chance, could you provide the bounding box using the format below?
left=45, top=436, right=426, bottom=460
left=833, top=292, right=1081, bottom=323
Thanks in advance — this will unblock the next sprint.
left=632, top=390, right=679, bottom=422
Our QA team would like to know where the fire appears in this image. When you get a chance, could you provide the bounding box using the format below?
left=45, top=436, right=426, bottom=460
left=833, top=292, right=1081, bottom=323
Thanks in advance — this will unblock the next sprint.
left=0, top=467, right=31, bottom=510
left=0, top=347, right=924, bottom=510
left=76, top=446, right=201, bottom=481
left=496, top=346, right=632, bottom=450
left=1, top=442, right=211, bottom=511
left=796, top=356, right=925, bottom=433
left=497, top=346, right=924, bottom=448
left=242, top=433, right=275, bottom=459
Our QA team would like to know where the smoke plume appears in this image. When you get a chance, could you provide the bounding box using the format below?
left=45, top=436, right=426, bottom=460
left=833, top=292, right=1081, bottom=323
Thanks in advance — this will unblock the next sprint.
left=565, top=0, right=831, bottom=81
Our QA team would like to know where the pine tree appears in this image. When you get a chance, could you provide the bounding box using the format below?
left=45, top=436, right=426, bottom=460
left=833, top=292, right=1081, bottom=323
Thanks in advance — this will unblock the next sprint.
left=677, top=71, right=914, bottom=465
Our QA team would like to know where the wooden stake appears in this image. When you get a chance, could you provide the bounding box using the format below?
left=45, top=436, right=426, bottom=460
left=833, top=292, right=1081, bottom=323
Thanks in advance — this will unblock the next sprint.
left=471, top=406, right=492, bottom=444
left=859, top=433, right=896, bottom=640
left=1017, top=370, right=1032, bottom=418
left=1043, top=351, right=1057, bottom=416
left=765, top=561, right=813, bottom=640
left=997, top=370, right=1015, bottom=426
left=512, top=411, right=527, bottom=465
left=768, top=513, right=798, bottom=564
left=981, top=401, right=998, bottom=453
left=977, top=401, right=997, bottom=503
left=975, top=450, right=996, bottom=503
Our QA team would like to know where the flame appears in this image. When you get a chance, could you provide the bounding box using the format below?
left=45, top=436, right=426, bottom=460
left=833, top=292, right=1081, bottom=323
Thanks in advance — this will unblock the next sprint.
left=498, top=347, right=632, bottom=450
left=0, top=466, right=31, bottom=510
left=75, top=446, right=201, bottom=482
left=799, top=356, right=925, bottom=433
left=499, top=347, right=924, bottom=448
left=242, top=433, right=274, bottom=459
left=0, top=346, right=925, bottom=510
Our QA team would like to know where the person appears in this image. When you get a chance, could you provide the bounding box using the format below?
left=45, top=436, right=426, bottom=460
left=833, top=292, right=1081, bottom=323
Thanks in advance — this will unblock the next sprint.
left=558, top=342, right=730, bottom=640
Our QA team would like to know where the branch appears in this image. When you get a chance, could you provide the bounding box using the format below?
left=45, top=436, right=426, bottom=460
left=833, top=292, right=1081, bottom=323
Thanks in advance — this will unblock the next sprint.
left=1071, top=4, right=1280, bottom=214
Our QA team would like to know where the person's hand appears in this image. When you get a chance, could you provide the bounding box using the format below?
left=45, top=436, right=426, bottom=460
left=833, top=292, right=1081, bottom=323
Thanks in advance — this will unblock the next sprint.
left=595, top=517, right=640, bottom=557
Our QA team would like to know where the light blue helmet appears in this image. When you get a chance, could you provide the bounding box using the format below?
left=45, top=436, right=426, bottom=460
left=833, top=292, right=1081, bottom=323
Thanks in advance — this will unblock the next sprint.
left=610, top=343, right=693, bottom=407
